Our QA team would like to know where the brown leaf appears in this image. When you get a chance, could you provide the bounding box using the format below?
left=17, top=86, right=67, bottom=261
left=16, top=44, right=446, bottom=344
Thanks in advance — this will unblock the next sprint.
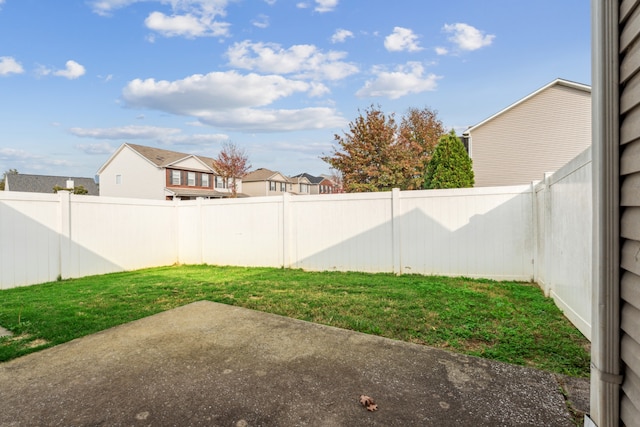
left=359, top=395, right=378, bottom=411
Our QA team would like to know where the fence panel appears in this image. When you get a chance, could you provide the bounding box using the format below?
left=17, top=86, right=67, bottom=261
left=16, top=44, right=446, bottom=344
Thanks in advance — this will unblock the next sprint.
left=290, top=192, right=394, bottom=273
left=400, top=187, right=534, bottom=280
left=541, top=148, right=592, bottom=339
left=68, top=195, right=178, bottom=278
left=200, top=197, right=284, bottom=268
left=0, top=193, right=60, bottom=289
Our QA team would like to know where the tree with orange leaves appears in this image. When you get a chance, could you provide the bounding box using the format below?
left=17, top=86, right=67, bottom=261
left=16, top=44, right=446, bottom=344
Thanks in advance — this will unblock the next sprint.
left=322, top=105, right=444, bottom=192
left=212, top=142, right=251, bottom=198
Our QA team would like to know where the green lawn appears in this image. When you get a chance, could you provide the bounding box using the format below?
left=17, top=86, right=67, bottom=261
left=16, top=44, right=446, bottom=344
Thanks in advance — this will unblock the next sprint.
left=0, top=265, right=590, bottom=377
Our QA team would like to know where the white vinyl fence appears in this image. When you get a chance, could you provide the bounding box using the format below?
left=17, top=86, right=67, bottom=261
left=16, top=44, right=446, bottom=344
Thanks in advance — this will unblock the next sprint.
left=0, top=148, right=592, bottom=338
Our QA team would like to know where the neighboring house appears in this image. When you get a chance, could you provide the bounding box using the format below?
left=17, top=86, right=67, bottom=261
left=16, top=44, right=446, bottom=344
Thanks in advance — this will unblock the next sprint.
left=463, top=78, right=591, bottom=187
left=288, top=174, right=313, bottom=195
left=291, top=173, right=321, bottom=194
left=97, top=143, right=241, bottom=200
left=292, top=173, right=340, bottom=194
left=318, top=175, right=341, bottom=194
left=242, top=168, right=295, bottom=197
left=4, top=174, right=99, bottom=195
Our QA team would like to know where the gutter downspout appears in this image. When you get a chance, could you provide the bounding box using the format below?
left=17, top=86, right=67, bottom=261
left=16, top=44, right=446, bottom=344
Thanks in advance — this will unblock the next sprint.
left=589, top=1, right=622, bottom=426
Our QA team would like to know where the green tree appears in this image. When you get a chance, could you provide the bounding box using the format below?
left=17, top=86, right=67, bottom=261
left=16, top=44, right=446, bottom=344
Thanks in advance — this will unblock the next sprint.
left=0, top=169, right=18, bottom=191
left=424, top=130, right=475, bottom=189
left=322, top=105, right=444, bottom=192
left=53, top=185, right=89, bottom=195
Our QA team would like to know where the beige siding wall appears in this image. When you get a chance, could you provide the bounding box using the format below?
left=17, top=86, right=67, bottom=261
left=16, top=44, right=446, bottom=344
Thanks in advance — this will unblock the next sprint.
left=470, top=84, right=591, bottom=187
left=620, top=1, right=640, bottom=424
left=99, top=146, right=165, bottom=200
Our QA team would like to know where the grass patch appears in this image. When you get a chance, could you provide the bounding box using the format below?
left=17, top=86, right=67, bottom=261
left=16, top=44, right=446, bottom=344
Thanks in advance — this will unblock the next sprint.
left=0, top=265, right=590, bottom=377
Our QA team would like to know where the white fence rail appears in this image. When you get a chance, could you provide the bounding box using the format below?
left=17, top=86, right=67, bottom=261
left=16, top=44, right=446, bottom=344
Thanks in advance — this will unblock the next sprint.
left=0, top=149, right=592, bottom=339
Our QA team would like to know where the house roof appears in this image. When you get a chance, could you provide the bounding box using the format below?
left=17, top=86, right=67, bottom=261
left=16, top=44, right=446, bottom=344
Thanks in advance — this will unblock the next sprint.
left=126, top=143, right=216, bottom=169
left=5, top=174, right=99, bottom=195
left=243, top=168, right=290, bottom=183
left=464, top=78, right=591, bottom=134
left=292, top=173, right=324, bottom=184
left=97, top=143, right=217, bottom=174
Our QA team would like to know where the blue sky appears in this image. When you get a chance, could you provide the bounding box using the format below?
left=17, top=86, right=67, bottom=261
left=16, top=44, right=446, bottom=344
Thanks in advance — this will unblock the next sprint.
left=0, top=0, right=590, bottom=180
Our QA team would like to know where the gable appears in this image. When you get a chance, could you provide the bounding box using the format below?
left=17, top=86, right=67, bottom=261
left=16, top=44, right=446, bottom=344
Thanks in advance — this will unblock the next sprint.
left=169, top=156, right=214, bottom=172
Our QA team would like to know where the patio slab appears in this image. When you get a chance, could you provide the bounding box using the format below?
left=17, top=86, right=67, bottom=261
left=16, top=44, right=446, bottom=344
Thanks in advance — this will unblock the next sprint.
left=0, top=301, right=584, bottom=426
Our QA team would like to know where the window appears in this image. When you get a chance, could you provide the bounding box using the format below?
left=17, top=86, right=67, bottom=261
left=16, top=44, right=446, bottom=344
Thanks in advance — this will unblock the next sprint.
left=171, top=170, right=181, bottom=185
left=202, top=173, right=209, bottom=187
left=215, top=176, right=226, bottom=189
left=301, top=184, right=308, bottom=193
left=270, top=181, right=276, bottom=191
left=115, top=174, right=122, bottom=185
left=187, top=172, right=196, bottom=186
left=280, top=182, right=286, bottom=192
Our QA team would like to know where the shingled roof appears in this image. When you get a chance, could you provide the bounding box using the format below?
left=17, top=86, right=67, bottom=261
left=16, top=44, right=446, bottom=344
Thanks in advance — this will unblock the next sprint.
left=126, top=143, right=216, bottom=168
left=243, top=168, right=290, bottom=182
left=5, top=174, right=99, bottom=195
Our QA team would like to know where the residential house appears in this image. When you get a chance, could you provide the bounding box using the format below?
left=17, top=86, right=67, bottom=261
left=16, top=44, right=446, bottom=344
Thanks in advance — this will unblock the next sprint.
left=4, top=174, right=99, bottom=195
left=292, top=173, right=340, bottom=194
left=242, top=168, right=295, bottom=197
left=288, top=174, right=313, bottom=195
left=319, top=175, right=342, bottom=194
left=463, top=78, right=591, bottom=187
left=97, top=143, right=241, bottom=200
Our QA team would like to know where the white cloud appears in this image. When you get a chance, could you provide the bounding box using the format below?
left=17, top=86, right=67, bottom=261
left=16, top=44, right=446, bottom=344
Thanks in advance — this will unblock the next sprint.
left=121, top=70, right=344, bottom=131
left=355, top=62, right=440, bottom=99
left=145, top=11, right=230, bottom=38
left=296, top=2, right=309, bottom=9
left=0, top=147, right=39, bottom=160
left=264, top=0, right=276, bottom=4
left=74, top=142, right=117, bottom=155
left=331, top=29, right=353, bottom=44
left=315, top=0, right=338, bottom=12
left=226, top=40, right=358, bottom=81
left=69, top=125, right=182, bottom=140
left=166, top=133, right=229, bottom=145
left=89, top=0, right=140, bottom=16
left=196, top=107, right=346, bottom=132
left=252, top=14, right=269, bottom=29
left=0, top=56, right=24, bottom=76
left=384, top=27, right=422, bottom=52
left=123, top=71, right=312, bottom=112
left=0, top=147, right=72, bottom=170
left=435, top=47, right=448, bottom=55
left=443, top=23, right=495, bottom=51
left=90, top=1, right=232, bottom=39
left=53, top=60, right=86, bottom=79
left=70, top=126, right=229, bottom=146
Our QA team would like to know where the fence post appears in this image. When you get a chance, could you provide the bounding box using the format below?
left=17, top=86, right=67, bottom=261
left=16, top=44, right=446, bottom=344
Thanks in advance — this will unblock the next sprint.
left=542, top=172, right=553, bottom=296
left=392, top=188, right=401, bottom=275
left=197, top=197, right=204, bottom=265
left=282, top=192, right=291, bottom=269
left=58, top=190, right=72, bottom=280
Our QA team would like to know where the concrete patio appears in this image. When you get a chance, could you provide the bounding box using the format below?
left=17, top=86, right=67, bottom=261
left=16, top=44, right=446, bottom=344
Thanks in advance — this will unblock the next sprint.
left=0, top=301, right=588, bottom=426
